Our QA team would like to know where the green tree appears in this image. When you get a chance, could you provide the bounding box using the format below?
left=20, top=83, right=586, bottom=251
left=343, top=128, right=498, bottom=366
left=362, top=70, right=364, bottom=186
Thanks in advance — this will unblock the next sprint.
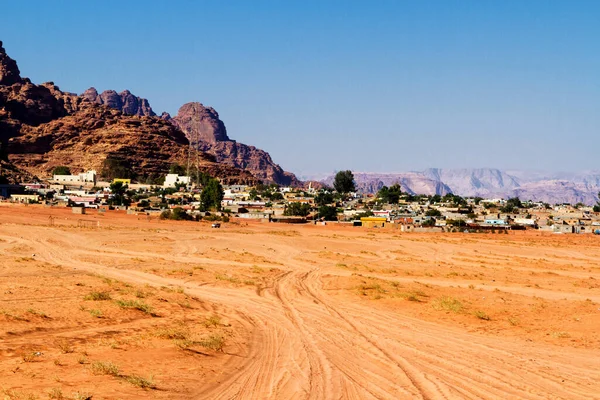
left=284, top=202, right=311, bottom=217
left=422, top=218, right=436, bottom=227
left=52, top=166, right=71, bottom=176
left=594, top=192, right=600, bottom=212
left=315, top=191, right=334, bottom=206
left=249, top=188, right=260, bottom=200
left=425, top=208, right=442, bottom=217
left=269, top=192, right=284, bottom=201
left=333, top=170, right=356, bottom=194
left=500, top=197, right=523, bottom=213
left=101, top=157, right=132, bottom=180
left=169, top=164, right=186, bottom=175
left=318, top=205, right=338, bottom=221
left=442, top=193, right=466, bottom=206
left=201, top=178, right=224, bottom=211
left=109, top=181, right=129, bottom=206
left=377, top=184, right=401, bottom=204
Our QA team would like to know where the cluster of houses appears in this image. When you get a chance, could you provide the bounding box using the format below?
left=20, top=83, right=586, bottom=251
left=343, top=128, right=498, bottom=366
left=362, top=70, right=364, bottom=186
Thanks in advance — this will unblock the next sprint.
left=1, top=170, right=600, bottom=234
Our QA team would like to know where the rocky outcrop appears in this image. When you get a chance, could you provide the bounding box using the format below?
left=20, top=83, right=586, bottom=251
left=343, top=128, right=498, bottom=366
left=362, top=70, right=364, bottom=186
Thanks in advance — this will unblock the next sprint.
left=0, top=80, right=66, bottom=132
left=0, top=43, right=67, bottom=142
left=82, top=87, right=156, bottom=117
left=171, top=103, right=229, bottom=144
left=7, top=103, right=257, bottom=184
left=0, top=41, right=258, bottom=185
left=0, top=40, right=21, bottom=86
left=171, top=102, right=299, bottom=186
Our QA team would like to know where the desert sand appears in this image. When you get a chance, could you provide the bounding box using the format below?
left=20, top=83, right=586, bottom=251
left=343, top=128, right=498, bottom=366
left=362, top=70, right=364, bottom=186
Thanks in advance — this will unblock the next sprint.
left=1, top=204, right=599, bottom=399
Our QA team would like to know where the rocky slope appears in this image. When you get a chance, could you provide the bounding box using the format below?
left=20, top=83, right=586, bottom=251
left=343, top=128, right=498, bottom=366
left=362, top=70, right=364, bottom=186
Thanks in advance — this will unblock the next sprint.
left=0, top=41, right=257, bottom=185
left=75, top=92, right=300, bottom=186
left=170, top=102, right=300, bottom=186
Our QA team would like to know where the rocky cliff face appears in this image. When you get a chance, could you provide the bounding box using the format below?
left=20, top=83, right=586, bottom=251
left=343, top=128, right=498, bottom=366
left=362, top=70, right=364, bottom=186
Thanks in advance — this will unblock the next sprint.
left=0, top=41, right=257, bottom=185
left=171, top=102, right=299, bottom=186
left=82, top=87, right=156, bottom=117
left=0, top=40, right=21, bottom=86
left=170, top=103, right=229, bottom=144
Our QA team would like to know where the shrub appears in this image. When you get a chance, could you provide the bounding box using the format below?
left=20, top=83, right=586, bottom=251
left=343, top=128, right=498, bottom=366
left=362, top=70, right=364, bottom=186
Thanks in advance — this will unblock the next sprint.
left=474, top=311, right=491, bottom=320
left=114, top=299, right=154, bottom=315
left=203, top=315, right=221, bottom=328
left=160, top=208, right=192, bottom=221
left=48, top=388, right=64, bottom=399
left=198, top=333, right=225, bottom=352
left=73, top=392, right=93, bottom=400
left=126, top=375, right=156, bottom=389
left=432, top=296, right=463, bottom=313
left=84, top=291, right=111, bottom=301
left=55, top=339, right=74, bottom=354
left=90, top=361, right=120, bottom=376
left=160, top=210, right=172, bottom=220
left=171, top=207, right=192, bottom=220
left=154, top=326, right=189, bottom=340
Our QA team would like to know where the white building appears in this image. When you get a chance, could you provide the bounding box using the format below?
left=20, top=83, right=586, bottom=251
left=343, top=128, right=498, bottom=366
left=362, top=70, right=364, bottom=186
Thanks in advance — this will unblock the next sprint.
left=53, top=170, right=96, bottom=185
left=164, top=174, right=191, bottom=188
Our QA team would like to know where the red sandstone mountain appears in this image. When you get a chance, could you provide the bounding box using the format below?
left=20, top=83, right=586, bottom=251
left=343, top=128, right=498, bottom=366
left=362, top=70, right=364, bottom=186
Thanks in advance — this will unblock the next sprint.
left=0, top=41, right=257, bottom=185
left=74, top=89, right=300, bottom=186
left=170, top=103, right=300, bottom=186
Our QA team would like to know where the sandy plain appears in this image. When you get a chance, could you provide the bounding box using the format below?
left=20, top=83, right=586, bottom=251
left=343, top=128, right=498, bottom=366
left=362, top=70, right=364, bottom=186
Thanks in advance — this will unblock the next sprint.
left=1, top=204, right=599, bottom=399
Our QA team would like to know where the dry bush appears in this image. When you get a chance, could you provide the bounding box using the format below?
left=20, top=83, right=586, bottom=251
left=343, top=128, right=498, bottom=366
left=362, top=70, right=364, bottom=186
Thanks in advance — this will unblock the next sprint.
left=154, top=326, right=189, bottom=340
left=474, top=310, right=491, bottom=320
left=432, top=296, right=463, bottom=313
left=47, top=388, right=64, bottom=399
left=203, top=315, right=221, bottom=328
left=73, top=392, right=93, bottom=400
left=55, top=339, right=74, bottom=354
left=90, top=361, right=120, bottom=376
left=114, top=299, right=154, bottom=315
left=125, top=375, right=156, bottom=389
left=84, top=291, right=111, bottom=301
left=198, top=333, right=226, bottom=352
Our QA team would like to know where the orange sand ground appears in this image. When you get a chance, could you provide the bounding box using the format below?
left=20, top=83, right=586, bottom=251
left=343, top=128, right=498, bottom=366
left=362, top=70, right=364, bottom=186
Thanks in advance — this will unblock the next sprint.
left=1, top=203, right=599, bottom=399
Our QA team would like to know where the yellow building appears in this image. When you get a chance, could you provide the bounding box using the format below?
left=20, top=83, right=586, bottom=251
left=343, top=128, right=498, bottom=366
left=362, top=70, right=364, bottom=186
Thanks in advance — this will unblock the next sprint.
left=112, top=178, right=131, bottom=185
left=360, top=217, right=387, bottom=228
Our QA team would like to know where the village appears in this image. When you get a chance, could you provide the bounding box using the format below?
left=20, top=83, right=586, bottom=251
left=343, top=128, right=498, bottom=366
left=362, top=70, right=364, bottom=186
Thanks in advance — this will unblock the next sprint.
left=2, top=167, right=600, bottom=235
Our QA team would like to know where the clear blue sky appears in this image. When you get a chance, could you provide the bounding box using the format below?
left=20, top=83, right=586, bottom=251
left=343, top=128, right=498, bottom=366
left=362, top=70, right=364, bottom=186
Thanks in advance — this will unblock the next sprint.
left=2, top=1, right=599, bottom=176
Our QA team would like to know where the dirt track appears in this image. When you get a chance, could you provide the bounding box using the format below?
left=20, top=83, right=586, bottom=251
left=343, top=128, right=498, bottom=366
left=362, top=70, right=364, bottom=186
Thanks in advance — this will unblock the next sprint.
left=1, top=205, right=600, bottom=399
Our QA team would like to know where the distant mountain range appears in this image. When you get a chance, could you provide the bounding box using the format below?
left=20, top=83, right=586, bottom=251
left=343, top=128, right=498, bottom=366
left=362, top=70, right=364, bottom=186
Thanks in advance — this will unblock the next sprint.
left=321, top=168, right=600, bottom=205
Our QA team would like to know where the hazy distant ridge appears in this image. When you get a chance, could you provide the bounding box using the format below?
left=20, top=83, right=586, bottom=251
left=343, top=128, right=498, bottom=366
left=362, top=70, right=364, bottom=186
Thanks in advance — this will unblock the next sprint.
left=321, top=168, right=600, bottom=205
